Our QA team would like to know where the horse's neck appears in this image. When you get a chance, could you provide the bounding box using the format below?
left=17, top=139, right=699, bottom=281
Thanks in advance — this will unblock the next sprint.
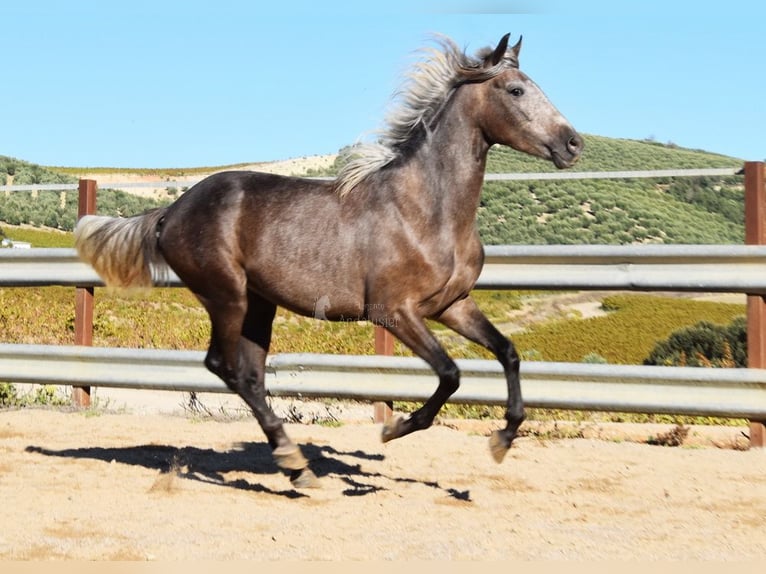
left=394, top=97, right=489, bottom=233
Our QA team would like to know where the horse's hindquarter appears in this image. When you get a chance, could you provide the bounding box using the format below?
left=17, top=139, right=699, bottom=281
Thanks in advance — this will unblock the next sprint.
left=158, top=172, right=360, bottom=315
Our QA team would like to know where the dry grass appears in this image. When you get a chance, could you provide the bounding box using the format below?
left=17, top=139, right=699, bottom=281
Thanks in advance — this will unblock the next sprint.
left=648, top=424, right=691, bottom=447
left=148, top=453, right=184, bottom=494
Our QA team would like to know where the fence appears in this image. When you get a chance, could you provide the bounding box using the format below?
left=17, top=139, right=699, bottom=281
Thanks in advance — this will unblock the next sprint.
left=1, top=163, right=765, bottom=446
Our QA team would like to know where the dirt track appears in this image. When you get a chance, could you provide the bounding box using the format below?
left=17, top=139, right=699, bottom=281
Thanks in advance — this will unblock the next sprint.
left=1, top=408, right=765, bottom=560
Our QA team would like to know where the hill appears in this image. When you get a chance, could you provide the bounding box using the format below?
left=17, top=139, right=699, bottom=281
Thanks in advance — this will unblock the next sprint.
left=0, top=135, right=746, bottom=245
left=0, top=156, right=75, bottom=187
left=478, top=135, right=744, bottom=244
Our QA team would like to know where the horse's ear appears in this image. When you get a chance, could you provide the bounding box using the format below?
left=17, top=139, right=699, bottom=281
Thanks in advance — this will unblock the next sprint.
left=510, top=35, right=523, bottom=61
left=490, top=33, right=511, bottom=66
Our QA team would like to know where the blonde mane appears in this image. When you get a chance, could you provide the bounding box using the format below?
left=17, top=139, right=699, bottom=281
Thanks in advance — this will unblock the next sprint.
left=334, top=35, right=517, bottom=197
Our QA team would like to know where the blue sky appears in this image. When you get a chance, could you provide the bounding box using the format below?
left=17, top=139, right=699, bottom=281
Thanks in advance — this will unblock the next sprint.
left=3, top=0, right=765, bottom=168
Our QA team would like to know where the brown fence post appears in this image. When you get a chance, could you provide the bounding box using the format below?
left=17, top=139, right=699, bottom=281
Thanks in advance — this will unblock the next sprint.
left=744, top=161, right=766, bottom=448
left=72, top=179, right=97, bottom=407
left=373, top=325, right=394, bottom=423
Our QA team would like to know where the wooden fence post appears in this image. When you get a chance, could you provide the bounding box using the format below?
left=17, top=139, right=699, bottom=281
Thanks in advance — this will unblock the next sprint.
left=745, top=161, right=766, bottom=448
left=72, top=179, right=97, bottom=407
left=373, top=325, right=394, bottom=423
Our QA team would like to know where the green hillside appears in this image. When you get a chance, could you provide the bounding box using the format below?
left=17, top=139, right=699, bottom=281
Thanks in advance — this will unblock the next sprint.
left=0, top=155, right=172, bottom=234
left=478, top=135, right=744, bottom=244
left=0, top=156, right=75, bottom=186
left=0, top=135, right=746, bottom=245
left=485, top=134, right=742, bottom=173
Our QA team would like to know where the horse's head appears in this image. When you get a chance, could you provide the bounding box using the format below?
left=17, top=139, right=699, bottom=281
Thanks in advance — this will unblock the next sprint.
left=475, top=33, right=582, bottom=169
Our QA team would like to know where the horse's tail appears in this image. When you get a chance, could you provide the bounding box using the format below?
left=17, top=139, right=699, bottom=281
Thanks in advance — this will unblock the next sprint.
left=74, top=208, right=168, bottom=289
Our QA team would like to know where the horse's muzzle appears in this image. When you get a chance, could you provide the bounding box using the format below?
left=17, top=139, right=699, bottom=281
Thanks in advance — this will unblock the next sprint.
left=551, top=130, right=583, bottom=169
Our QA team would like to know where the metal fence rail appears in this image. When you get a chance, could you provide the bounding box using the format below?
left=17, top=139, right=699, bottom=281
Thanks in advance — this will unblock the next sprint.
left=2, top=344, right=765, bottom=420
left=479, top=244, right=766, bottom=293
left=0, top=167, right=741, bottom=193
left=4, top=244, right=766, bottom=293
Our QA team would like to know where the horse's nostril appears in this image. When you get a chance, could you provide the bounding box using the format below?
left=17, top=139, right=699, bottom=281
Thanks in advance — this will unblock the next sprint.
left=567, top=134, right=583, bottom=155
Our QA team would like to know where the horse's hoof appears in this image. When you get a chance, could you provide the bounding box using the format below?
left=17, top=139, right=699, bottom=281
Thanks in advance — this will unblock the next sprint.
left=290, top=468, right=320, bottom=489
left=489, top=430, right=511, bottom=463
left=273, top=445, right=308, bottom=471
left=381, top=415, right=404, bottom=443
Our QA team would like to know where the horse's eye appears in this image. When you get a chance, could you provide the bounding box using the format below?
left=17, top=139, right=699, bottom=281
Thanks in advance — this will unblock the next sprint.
left=509, top=87, right=524, bottom=97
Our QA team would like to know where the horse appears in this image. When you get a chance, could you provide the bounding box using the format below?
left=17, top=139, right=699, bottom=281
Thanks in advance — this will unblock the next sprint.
left=74, top=33, right=582, bottom=488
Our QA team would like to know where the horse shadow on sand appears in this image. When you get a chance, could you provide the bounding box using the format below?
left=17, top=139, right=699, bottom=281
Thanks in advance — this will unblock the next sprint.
left=25, top=440, right=471, bottom=501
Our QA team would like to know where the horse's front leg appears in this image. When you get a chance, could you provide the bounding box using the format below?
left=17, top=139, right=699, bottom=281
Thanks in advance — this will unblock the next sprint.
left=436, top=296, right=525, bottom=463
left=373, top=307, right=461, bottom=443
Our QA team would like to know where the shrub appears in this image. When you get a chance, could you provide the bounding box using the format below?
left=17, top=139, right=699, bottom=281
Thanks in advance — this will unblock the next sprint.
left=0, top=382, right=68, bottom=408
left=644, top=317, right=747, bottom=367
left=0, top=383, right=21, bottom=407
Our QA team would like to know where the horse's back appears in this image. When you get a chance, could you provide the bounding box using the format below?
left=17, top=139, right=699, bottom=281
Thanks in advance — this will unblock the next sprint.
left=156, top=170, right=367, bottom=313
left=172, top=170, right=334, bottom=209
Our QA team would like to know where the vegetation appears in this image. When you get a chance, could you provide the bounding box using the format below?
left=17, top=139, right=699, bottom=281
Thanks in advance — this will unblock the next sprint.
left=0, top=225, right=72, bottom=247
left=644, top=317, right=747, bottom=368
left=48, top=163, right=255, bottom=179
left=0, top=382, right=69, bottom=408
left=0, top=155, right=175, bottom=232
left=510, top=294, right=744, bottom=364
left=477, top=175, right=743, bottom=245
left=476, top=135, right=744, bottom=245
left=0, top=188, right=171, bottom=233
left=485, top=134, right=741, bottom=173
left=0, top=156, right=74, bottom=186
left=0, top=282, right=745, bottom=366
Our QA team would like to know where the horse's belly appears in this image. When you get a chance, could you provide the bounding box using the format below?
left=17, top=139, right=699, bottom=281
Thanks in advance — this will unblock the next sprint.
left=250, top=279, right=365, bottom=322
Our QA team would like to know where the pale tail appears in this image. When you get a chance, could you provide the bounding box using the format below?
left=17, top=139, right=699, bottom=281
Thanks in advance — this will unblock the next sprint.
left=74, top=210, right=168, bottom=289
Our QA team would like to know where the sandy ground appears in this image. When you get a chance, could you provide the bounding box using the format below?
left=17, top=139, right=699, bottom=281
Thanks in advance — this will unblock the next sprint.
left=1, top=406, right=764, bottom=561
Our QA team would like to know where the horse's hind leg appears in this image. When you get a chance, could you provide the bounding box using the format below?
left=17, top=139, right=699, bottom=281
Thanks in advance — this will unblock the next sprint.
left=200, top=289, right=317, bottom=488
left=435, top=296, right=525, bottom=463
left=237, top=292, right=318, bottom=488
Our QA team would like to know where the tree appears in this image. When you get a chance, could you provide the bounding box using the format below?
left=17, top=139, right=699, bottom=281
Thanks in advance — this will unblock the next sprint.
left=644, top=317, right=746, bottom=367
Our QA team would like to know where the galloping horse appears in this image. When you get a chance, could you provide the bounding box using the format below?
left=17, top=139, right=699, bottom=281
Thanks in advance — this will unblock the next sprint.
left=75, top=34, right=582, bottom=488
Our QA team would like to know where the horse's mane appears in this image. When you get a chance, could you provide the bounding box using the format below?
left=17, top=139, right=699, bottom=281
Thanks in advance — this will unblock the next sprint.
left=334, top=35, right=518, bottom=197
